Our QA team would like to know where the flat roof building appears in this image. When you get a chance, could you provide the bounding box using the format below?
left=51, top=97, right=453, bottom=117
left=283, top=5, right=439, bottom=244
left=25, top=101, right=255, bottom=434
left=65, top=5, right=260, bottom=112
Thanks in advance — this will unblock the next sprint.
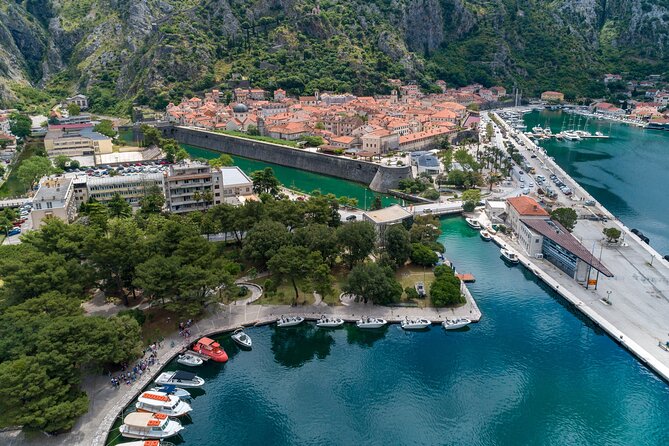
left=31, top=176, right=77, bottom=229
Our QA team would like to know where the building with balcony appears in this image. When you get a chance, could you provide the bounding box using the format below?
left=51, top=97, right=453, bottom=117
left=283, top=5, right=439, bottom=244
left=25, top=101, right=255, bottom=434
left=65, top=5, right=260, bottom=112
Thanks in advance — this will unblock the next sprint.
left=165, top=162, right=217, bottom=213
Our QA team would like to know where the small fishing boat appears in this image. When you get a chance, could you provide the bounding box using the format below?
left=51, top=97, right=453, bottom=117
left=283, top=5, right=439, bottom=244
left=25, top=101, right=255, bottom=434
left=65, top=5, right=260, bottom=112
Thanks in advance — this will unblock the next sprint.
left=135, top=391, right=192, bottom=417
left=500, top=247, right=520, bottom=264
left=316, top=316, right=345, bottom=328
left=176, top=353, right=203, bottom=367
left=155, top=370, right=205, bottom=388
left=231, top=328, right=252, bottom=349
left=276, top=315, right=304, bottom=327
left=465, top=217, right=482, bottom=229
left=442, top=318, right=471, bottom=330
left=356, top=316, right=387, bottom=329
left=119, top=412, right=183, bottom=440
left=150, top=385, right=191, bottom=400
left=479, top=229, right=492, bottom=241
left=400, top=317, right=432, bottom=330
left=192, top=337, right=228, bottom=362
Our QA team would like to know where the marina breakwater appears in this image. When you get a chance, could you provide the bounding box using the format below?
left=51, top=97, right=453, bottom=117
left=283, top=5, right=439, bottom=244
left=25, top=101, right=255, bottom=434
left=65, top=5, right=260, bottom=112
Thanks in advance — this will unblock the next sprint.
left=158, top=126, right=412, bottom=193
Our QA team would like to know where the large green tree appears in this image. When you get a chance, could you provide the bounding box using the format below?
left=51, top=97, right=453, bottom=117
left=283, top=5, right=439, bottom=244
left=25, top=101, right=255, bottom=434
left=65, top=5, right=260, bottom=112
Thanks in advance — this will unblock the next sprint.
left=9, top=113, right=31, bottom=138
left=383, top=224, right=412, bottom=268
left=251, top=167, right=281, bottom=196
left=242, top=220, right=292, bottom=266
left=107, top=193, right=132, bottom=218
left=17, top=156, right=53, bottom=187
left=551, top=207, right=578, bottom=232
left=336, top=220, right=377, bottom=269
left=343, top=262, right=402, bottom=304
left=267, top=245, right=323, bottom=304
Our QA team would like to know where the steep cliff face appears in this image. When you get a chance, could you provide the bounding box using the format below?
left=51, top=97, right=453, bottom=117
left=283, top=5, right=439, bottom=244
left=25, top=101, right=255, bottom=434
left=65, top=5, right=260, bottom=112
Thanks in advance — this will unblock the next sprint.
left=1, top=0, right=669, bottom=110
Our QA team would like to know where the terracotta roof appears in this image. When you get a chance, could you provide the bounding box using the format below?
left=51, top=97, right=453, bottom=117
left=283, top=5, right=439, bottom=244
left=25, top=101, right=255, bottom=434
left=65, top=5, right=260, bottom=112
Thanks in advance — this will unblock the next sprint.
left=507, top=196, right=550, bottom=217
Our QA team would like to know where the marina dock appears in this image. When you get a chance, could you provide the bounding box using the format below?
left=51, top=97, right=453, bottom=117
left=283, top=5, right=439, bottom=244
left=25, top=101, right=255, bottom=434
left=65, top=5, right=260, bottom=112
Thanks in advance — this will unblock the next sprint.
left=490, top=110, right=669, bottom=383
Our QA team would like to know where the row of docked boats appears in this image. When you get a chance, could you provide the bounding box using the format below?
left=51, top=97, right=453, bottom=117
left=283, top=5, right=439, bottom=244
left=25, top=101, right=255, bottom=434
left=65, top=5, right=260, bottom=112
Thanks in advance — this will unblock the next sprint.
left=119, top=328, right=256, bottom=441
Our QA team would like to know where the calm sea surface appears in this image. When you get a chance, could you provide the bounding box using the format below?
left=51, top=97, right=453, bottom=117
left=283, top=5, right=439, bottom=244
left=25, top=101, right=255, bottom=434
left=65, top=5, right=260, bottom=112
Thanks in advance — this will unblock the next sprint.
left=109, top=218, right=669, bottom=446
left=523, top=110, right=669, bottom=254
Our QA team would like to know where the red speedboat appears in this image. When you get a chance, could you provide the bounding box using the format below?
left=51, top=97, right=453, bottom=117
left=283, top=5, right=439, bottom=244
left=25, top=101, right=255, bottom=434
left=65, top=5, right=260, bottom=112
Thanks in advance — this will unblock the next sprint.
left=192, top=337, right=228, bottom=362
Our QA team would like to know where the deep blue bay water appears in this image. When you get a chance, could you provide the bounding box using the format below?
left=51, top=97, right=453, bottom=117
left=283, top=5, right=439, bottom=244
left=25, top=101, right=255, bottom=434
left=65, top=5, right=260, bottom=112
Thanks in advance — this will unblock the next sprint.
left=110, top=218, right=669, bottom=446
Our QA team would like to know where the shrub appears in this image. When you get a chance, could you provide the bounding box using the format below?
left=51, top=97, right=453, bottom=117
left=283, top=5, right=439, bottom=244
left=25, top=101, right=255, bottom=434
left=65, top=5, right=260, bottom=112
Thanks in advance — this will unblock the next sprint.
left=117, top=308, right=147, bottom=326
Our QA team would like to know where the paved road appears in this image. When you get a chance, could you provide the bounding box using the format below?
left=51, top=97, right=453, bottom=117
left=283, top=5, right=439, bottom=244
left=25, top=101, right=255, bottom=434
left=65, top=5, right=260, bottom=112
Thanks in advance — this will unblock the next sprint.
left=488, top=111, right=669, bottom=380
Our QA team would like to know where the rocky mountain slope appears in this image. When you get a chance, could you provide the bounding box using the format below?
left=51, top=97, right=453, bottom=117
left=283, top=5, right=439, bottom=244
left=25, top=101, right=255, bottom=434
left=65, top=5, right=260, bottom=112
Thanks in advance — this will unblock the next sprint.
left=1, top=0, right=668, bottom=113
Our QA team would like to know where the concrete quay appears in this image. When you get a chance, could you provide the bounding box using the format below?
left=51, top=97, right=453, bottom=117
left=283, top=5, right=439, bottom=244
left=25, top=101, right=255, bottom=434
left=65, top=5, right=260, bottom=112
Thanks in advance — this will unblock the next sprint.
left=0, top=291, right=481, bottom=446
left=487, top=110, right=669, bottom=383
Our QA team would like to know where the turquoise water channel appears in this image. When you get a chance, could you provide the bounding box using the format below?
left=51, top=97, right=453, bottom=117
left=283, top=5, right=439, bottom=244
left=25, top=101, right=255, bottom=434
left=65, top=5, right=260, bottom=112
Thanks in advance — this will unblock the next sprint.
left=523, top=110, right=669, bottom=254
left=110, top=218, right=669, bottom=446
left=182, top=144, right=401, bottom=210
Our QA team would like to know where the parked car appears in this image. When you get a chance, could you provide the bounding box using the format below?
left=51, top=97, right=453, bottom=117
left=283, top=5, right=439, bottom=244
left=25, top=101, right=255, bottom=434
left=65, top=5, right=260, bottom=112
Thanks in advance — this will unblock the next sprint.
left=8, top=227, right=21, bottom=236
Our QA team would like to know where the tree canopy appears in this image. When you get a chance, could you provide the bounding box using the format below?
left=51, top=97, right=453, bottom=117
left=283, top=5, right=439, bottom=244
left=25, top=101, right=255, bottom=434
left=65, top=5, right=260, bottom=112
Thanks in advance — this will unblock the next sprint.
left=343, top=262, right=402, bottom=304
left=551, top=207, right=578, bottom=232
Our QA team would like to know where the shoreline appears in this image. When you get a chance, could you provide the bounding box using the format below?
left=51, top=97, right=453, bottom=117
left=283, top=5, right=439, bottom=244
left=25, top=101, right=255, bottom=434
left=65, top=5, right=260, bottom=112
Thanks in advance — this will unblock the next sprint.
left=82, top=271, right=479, bottom=446
left=491, top=110, right=669, bottom=383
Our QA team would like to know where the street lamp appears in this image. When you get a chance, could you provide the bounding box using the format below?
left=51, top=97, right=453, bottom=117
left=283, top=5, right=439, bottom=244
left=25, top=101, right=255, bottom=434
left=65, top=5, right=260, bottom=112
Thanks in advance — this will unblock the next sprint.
left=606, top=290, right=612, bottom=303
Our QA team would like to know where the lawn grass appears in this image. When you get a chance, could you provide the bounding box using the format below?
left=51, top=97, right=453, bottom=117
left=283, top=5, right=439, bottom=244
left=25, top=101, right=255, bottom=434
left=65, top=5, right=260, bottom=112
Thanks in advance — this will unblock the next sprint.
left=395, top=264, right=436, bottom=307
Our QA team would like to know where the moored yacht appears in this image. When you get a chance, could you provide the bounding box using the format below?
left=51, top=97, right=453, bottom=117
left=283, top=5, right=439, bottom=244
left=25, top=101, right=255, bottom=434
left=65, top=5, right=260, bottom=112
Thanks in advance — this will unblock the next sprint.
left=400, top=317, right=432, bottom=330
left=231, top=328, right=253, bottom=348
left=356, top=316, right=387, bottom=329
left=176, top=353, right=203, bottom=367
left=500, top=247, right=520, bottom=264
left=442, top=318, right=472, bottom=330
left=135, top=391, right=192, bottom=417
left=276, top=315, right=304, bottom=327
left=192, top=337, right=228, bottom=362
left=465, top=217, right=482, bottom=229
left=150, top=385, right=191, bottom=400
left=479, top=229, right=492, bottom=241
left=155, top=370, right=205, bottom=388
left=119, top=412, right=183, bottom=440
left=316, top=316, right=345, bottom=328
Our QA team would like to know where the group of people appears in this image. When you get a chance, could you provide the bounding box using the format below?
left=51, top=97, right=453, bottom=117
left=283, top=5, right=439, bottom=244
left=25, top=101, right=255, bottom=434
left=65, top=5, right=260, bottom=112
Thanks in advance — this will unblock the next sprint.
left=109, top=343, right=162, bottom=389
left=179, top=319, right=193, bottom=338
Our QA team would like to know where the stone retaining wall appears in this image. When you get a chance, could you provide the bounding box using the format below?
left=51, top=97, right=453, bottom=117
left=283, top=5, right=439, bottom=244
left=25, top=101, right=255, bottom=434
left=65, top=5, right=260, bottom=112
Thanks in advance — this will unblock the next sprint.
left=160, top=126, right=412, bottom=193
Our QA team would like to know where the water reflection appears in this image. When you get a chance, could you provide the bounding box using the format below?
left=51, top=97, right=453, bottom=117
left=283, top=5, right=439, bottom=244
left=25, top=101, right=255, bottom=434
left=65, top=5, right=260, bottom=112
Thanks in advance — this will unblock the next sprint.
left=344, top=324, right=388, bottom=347
left=271, top=323, right=334, bottom=367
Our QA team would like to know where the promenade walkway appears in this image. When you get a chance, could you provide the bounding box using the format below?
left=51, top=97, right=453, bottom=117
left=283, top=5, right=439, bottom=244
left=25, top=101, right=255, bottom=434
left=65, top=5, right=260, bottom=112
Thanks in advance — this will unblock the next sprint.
left=0, top=290, right=481, bottom=446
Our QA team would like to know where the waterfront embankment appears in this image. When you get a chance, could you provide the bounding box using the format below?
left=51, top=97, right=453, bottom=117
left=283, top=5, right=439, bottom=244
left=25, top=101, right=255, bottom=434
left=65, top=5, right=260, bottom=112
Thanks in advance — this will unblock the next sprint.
left=490, top=110, right=669, bottom=382
left=0, top=286, right=480, bottom=446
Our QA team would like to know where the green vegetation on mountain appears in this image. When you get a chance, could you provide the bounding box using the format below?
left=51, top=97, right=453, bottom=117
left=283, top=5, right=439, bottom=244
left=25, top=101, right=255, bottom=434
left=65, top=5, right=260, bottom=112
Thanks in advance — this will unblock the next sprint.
left=1, top=0, right=669, bottom=114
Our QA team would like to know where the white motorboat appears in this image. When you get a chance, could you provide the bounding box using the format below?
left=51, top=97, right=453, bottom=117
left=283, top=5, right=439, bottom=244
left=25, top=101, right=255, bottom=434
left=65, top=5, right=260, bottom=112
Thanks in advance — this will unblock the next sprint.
left=442, top=318, right=472, bottom=330
left=465, top=218, right=482, bottom=229
left=500, top=247, right=520, bottom=264
left=479, top=229, right=492, bottom=241
left=150, top=386, right=191, bottom=400
left=276, top=315, right=304, bottom=327
left=356, top=316, right=387, bottom=329
left=155, top=370, right=205, bottom=388
left=231, top=328, right=253, bottom=348
left=119, top=412, right=183, bottom=440
left=176, top=353, right=203, bottom=367
left=400, top=317, right=432, bottom=330
left=316, top=316, right=345, bottom=328
left=135, top=391, right=192, bottom=417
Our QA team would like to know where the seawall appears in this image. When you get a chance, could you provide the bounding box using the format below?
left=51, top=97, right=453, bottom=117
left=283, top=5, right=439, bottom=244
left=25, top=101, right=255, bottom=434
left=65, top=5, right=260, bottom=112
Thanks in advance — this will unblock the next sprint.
left=159, top=126, right=412, bottom=193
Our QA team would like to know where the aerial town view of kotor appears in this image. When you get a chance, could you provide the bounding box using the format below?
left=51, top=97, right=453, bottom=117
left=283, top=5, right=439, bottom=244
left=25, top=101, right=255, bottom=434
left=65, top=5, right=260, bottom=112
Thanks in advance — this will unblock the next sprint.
left=1, top=1, right=669, bottom=445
